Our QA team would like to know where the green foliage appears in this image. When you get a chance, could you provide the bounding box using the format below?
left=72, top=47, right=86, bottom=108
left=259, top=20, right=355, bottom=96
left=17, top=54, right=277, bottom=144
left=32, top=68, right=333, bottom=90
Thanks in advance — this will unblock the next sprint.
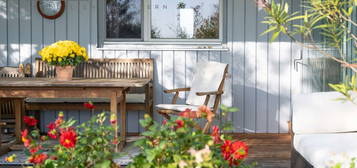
left=27, top=112, right=119, bottom=168
left=329, top=74, right=357, bottom=102
left=128, top=111, right=253, bottom=168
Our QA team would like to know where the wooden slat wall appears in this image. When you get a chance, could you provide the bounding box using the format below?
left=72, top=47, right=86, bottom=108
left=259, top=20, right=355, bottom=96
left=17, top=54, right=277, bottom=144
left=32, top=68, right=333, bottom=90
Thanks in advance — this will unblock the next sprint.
left=0, top=0, right=307, bottom=133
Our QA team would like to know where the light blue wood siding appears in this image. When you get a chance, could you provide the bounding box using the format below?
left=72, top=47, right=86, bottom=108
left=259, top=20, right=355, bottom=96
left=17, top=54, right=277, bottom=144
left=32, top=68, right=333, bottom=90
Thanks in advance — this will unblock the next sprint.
left=0, top=0, right=307, bottom=133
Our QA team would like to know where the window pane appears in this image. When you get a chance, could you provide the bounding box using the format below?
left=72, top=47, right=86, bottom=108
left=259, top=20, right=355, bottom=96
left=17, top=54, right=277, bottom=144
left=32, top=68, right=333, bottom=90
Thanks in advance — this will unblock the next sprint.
left=151, top=0, right=220, bottom=39
left=106, top=0, right=141, bottom=39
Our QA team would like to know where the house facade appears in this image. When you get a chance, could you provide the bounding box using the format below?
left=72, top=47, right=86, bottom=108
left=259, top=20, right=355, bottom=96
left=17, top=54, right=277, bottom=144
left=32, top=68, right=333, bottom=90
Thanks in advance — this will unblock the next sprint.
left=0, top=0, right=337, bottom=134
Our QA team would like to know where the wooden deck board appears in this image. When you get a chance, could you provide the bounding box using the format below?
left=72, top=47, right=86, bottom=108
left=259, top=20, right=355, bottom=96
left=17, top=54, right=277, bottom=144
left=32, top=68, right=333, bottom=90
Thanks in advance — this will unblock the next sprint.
left=234, top=134, right=291, bottom=168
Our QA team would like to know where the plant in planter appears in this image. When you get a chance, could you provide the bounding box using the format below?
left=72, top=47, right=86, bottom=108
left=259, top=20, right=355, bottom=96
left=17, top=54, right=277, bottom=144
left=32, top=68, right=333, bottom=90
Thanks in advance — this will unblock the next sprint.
left=128, top=106, right=254, bottom=168
left=39, top=40, right=88, bottom=81
left=18, top=103, right=119, bottom=168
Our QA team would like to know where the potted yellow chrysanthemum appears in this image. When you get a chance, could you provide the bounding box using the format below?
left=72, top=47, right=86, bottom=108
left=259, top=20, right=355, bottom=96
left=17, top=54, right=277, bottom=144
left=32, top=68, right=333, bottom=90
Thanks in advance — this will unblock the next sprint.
left=39, top=41, right=88, bottom=81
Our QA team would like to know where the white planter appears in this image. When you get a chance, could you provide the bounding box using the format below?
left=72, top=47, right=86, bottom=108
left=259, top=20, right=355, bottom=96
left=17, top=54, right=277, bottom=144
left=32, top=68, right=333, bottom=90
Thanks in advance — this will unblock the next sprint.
left=179, top=8, right=194, bottom=38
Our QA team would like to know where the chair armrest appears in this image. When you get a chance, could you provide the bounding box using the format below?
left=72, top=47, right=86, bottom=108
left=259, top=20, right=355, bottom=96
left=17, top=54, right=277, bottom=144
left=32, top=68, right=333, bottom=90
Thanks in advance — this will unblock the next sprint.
left=196, top=91, right=223, bottom=96
left=164, top=88, right=191, bottom=104
left=164, top=88, right=191, bottom=93
left=196, top=90, right=224, bottom=106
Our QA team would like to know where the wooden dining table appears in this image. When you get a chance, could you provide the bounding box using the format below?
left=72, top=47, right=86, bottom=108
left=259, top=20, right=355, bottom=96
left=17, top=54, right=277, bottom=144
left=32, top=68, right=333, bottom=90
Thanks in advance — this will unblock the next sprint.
left=0, top=78, right=151, bottom=151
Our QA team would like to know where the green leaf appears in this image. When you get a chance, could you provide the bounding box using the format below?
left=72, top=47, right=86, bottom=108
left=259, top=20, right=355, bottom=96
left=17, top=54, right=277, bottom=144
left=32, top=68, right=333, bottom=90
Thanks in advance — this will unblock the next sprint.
left=261, top=26, right=277, bottom=36
left=271, top=31, right=281, bottom=42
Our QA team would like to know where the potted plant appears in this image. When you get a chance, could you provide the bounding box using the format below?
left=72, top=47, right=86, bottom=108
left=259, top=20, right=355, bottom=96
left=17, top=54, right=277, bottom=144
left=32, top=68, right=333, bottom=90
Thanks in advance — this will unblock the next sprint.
left=39, top=40, right=88, bottom=81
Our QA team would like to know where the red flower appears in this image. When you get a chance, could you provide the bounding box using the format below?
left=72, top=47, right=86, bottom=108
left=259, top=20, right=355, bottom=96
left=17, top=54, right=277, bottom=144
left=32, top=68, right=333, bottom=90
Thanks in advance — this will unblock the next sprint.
left=162, top=120, right=167, bottom=125
left=179, top=109, right=200, bottom=119
left=47, top=122, right=56, bottom=130
left=47, top=129, right=58, bottom=139
left=112, top=138, right=119, bottom=145
left=29, top=145, right=41, bottom=154
left=24, top=116, right=38, bottom=127
left=221, top=140, right=232, bottom=160
left=175, top=120, right=184, bottom=129
left=59, top=128, right=77, bottom=149
left=231, top=141, right=248, bottom=160
left=28, top=153, right=48, bottom=164
left=211, top=125, right=221, bottom=144
left=220, top=140, right=249, bottom=166
left=198, top=106, right=215, bottom=122
left=55, top=118, right=63, bottom=127
left=21, top=129, right=31, bottom=147
left=84, top=102, right=96, bottom=109
left=21, top=129, right=28, bottom=137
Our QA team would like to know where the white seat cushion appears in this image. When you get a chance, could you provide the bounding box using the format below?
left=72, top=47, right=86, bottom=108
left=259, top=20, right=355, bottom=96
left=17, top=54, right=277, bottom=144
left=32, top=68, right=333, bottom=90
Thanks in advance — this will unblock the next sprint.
left=294, top=133, right=357, bottom=168
left=186, top=61, right=227, bottom=107
left=25, top=94, right=146, bottom=104
left=156, top=104, right=201, bottom=112
left=292, top=91, right=357, bottom=134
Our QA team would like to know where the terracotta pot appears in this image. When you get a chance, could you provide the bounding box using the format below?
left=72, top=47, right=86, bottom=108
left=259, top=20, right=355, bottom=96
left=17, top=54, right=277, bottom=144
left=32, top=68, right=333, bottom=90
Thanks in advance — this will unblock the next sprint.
left=55, top=66, right=74, bottom=81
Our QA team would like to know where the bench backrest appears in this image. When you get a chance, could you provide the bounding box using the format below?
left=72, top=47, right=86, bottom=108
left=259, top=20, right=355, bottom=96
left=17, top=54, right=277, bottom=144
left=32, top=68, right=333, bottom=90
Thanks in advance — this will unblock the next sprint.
left=35, top=58, right=154, bottom=80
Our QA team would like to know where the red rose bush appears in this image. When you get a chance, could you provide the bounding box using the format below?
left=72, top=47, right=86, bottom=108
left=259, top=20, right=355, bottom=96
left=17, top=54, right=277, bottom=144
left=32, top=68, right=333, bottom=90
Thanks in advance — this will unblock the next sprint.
left=19, top=103, right=120, bottom=168
left=129, top=105, right=253, bottom=168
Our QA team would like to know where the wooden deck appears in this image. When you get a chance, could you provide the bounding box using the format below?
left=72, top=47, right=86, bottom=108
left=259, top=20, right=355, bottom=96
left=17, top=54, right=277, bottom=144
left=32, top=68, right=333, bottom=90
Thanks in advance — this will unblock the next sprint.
left=234, top=134, right=291, bottom=168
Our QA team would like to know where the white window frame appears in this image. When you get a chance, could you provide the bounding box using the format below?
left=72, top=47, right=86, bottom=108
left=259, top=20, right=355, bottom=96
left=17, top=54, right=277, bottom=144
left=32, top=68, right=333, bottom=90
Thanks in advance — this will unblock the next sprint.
left=103, top=0, right=224, bottom=44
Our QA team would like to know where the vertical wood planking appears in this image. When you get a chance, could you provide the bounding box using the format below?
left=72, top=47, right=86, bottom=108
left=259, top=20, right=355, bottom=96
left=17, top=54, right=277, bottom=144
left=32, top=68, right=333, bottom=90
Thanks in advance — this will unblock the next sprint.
left=54, top=0, right=67, bottom=41
left=162, top=51, right=174, bottom=113
left=174, top=51, right=186, bottom=104
left=244, top=0, right=257, bottom=133
left=4, top=0, right=304, bottom=133
left=19, top=0, right=31, bottom=64
left=7, top=0, right=19, bottom=66
left=0, top=0, right=7, bottom=66
left=67, top=0, right=79, bottom=42
left=90, top=0, right=98, bottom=58
left=221, top=0, right=234, bottom=133
left=232, top=0, right=246, bottom=133
left=278, top=0, right=293, bottom=133
left=185, top=51, right=197, bottom=100
left=197, top=51, right=209, bottom=62
left=267, top=48, right=280, bottom=132
left=138, top=50, right=151, bottom=132
left=151, top=51, right=163, bottom=123
left=256, top=6, right=269, bottom=133
left=31, top=0, right=43, bottom=67
left=126, top=50, right=139, bottom=133
left=79, top=0, right=91, bottom=54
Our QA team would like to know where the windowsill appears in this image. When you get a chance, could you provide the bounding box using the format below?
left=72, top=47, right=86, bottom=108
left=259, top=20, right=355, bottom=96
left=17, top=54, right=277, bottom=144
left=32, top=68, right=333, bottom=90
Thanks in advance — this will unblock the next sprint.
left=98, top=41, right=230, bottom=51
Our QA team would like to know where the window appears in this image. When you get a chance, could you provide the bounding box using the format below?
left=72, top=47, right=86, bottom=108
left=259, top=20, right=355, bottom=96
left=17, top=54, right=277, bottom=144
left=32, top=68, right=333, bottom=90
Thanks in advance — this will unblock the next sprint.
left=106, top=0, right=142, bottom=39
left=105, top=0, right=222, bottom=42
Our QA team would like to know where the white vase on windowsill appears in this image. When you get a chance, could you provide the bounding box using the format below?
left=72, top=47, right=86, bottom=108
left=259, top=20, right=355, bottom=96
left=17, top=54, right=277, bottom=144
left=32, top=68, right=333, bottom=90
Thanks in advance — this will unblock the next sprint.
left=179, top=8, right=194, bottom=38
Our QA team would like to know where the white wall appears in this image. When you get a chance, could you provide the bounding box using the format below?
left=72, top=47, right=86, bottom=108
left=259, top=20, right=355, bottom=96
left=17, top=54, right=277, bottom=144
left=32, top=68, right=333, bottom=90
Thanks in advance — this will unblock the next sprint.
left=0, top=0, right=304, bottom=133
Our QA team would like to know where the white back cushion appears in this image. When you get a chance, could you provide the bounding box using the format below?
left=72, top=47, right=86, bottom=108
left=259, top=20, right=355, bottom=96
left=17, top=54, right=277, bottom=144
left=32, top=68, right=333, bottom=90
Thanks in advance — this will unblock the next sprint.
left=292, top=91, right=357, bottom=134
left=186, top=61, right=227, bottom=107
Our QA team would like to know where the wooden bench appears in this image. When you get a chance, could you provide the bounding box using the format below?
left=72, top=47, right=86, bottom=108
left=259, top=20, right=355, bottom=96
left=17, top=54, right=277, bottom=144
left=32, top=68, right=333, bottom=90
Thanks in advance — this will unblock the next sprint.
left=25, top=58, right=154, bottom=119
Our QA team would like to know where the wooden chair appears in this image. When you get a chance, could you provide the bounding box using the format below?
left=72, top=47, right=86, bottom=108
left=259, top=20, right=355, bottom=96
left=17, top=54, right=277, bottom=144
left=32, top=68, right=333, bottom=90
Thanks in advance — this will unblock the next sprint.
left=156, top=61, right=229, bottom=133
left=0, top=65, right=30, bottom=143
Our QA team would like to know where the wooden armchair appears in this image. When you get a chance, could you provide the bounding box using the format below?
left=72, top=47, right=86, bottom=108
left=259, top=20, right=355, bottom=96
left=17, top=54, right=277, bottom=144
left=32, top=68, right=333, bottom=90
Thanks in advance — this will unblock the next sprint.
left=156, top=62, right=229, bottom=133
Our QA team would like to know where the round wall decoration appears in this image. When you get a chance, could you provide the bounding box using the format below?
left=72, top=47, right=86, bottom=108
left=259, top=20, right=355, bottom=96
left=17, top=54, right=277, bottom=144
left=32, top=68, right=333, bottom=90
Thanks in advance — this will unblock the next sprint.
left=37, top=0, right=65, bottom=20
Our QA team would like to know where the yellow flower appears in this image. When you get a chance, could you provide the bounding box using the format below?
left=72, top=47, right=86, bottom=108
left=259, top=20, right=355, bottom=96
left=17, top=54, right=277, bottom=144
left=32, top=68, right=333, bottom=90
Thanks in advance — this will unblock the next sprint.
left=38, top=40, right=88, bottom=65
left=5, top=154, right=16, bottom=163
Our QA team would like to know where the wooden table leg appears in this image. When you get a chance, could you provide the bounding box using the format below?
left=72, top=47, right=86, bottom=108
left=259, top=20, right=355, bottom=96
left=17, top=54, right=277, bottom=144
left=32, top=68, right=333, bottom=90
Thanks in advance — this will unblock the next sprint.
left=110, top=92, right=118, bottom=152
left=14, top=99, right=24, bottom=142
left=119, top=90, right=126, bottom=151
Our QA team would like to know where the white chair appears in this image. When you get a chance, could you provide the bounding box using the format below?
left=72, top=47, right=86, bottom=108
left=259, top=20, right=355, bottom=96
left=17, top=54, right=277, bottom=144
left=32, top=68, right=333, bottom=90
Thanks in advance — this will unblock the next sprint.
left=156, top=61, right=228, bottom=133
